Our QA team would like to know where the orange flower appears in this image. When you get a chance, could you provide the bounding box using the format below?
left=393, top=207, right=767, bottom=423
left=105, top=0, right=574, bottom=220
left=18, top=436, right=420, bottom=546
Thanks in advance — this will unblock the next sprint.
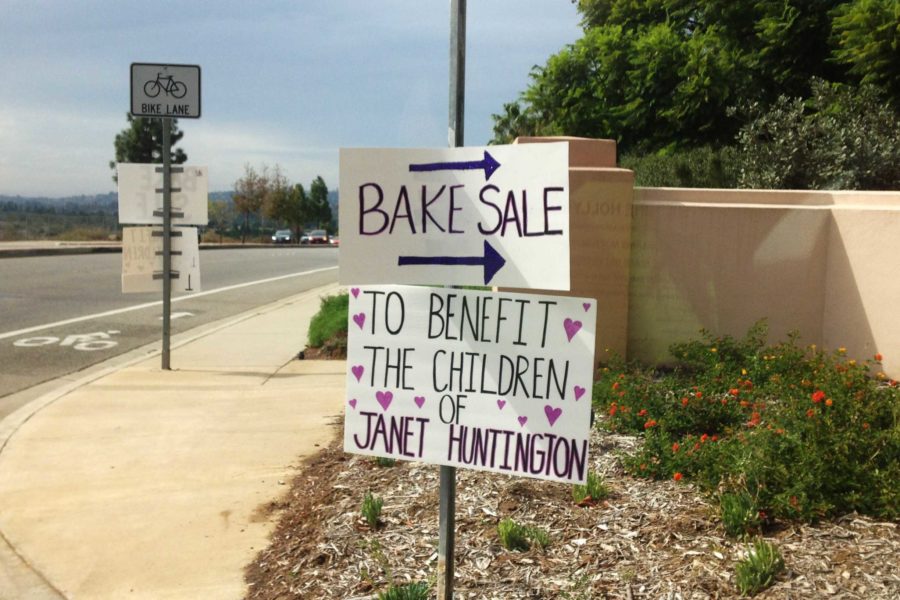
left=862, top=422, right=870, bottom=430
left=612, top=381, right=620, bottom=391
left=874, top=353, right=883, bottom=362
left=673, top=472, right=683, bottom=481
left=700, top=433, right=709, bottom=443
left=643, top=419, right=657, bottom=429
left=638, top=409, right=648, bottom=417
left=729, top=388, right=740, bottom=397
left=806, top=408, right=816, bottom=418
left=811, top=390, right=826, bottom=403
left=825, top=398, right=833, bottom=407
left=608, top=403, right=618, bottom=416
left=711, top=434, right=719, bottom=442
left=672, top=442, right=680, bottom=453
left=695, top=391, right=703, bottom=399
left=681, top=397, right=689, bottom=407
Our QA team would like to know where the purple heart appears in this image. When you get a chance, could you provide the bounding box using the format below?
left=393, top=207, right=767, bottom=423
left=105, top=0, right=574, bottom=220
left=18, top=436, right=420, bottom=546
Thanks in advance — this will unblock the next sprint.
left=497, top=399, right=506, bottom=410
left=544, top=405, right=562, bottom=427
left=414, top=396, right=425, bottom=409
left=351, top=365, right=364, bottom=382
left=564, top=318, right=582, bottom=342
left=351, top=287, right=360, bottom=298
left=517, top=416, right=528, bottom=427
left=353, top=312, right=366, bottom=329
left=348, top=399, right=357, bottom=410
left=376, top=390, right=393, bottom=411
left=583, top=302, right=591, bottom=312
left=574, top=386, right=586, bottom=401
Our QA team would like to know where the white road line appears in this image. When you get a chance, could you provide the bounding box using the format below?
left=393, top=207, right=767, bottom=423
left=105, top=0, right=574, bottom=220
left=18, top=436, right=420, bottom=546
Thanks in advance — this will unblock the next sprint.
left=0, top=266, right=338, bottom=341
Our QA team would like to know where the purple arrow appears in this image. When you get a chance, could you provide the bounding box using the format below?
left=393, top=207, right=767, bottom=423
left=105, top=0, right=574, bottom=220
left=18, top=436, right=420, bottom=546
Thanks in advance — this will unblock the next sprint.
left=409, top=150, right=501, bottom=181
left=398, top=240, right=506, bottom=285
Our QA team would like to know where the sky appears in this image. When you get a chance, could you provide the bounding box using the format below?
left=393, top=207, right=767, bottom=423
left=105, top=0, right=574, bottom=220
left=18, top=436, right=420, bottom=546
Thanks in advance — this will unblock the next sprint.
left=0, top=1, right=582, bottom=197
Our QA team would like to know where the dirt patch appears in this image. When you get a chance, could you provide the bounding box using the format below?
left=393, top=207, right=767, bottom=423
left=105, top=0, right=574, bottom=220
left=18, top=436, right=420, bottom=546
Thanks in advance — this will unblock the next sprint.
left=244, top=426, right=900, bottom=599
left=299, top=331, right=347, bottom=360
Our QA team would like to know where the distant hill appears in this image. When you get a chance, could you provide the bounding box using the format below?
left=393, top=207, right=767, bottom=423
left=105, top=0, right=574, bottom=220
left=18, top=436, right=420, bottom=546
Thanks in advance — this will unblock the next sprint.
left=0, top=193, right=118, bottom=213
left=1, top=189, right=338, bottom=220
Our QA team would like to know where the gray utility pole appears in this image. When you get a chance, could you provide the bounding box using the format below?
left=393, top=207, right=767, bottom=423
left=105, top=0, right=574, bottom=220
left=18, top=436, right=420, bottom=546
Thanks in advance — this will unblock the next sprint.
left=161, top=119, right=173, bottom=370
left=437, top=2, right=465, bottom=599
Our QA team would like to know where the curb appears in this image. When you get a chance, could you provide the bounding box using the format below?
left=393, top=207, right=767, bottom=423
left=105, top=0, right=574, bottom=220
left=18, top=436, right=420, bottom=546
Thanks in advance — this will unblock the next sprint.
left=0, top=244, right=336, bottom=259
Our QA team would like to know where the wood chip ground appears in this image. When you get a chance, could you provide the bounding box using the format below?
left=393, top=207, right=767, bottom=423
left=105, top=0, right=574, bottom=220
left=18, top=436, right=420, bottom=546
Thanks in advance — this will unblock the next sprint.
left=245, top=422, right=900, bottom=599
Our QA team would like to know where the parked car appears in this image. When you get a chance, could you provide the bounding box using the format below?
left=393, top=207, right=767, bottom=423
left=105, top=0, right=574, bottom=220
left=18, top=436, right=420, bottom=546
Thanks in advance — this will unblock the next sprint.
left=329, top=236, right=340, bottom=247
left=304, top=229, right=329, bottom=244
left=271, top=229, right=293, bottom=244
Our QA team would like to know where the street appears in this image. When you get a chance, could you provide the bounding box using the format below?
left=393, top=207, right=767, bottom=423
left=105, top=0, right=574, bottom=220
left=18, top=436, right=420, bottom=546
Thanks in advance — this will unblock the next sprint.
left=0, top=247, right=339, bottom=407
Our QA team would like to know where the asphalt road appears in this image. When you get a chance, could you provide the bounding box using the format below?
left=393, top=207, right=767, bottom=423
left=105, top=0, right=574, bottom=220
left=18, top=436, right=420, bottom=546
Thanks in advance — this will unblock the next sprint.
left=0, top=247, right=339, bottom=408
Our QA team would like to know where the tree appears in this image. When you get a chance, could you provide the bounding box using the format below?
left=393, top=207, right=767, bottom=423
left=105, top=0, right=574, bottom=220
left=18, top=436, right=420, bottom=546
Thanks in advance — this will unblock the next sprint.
left=308, top=176, right=332, bottom=230
left=831, top=0, right=900, bottom=102
left=265, top=166, right=310, bottom=242
left=232, top=164, right=267, bottom=244
left=109, top=114, right=187, bottom=181
left=208, top=199, right=236, bottom=242
left=494, top=1, right=894, bottom=154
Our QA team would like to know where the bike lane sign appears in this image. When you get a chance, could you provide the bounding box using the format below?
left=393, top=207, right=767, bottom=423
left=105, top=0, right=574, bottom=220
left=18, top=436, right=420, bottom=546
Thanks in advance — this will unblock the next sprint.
left=131, top=63, right=201, bottom=119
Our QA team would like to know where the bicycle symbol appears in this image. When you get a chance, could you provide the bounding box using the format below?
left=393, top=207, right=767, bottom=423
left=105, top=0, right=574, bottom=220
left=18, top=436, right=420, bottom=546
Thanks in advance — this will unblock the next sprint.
left=144, top=72, right=187, bottom=99
left=13, top=331, right=120, bottom=352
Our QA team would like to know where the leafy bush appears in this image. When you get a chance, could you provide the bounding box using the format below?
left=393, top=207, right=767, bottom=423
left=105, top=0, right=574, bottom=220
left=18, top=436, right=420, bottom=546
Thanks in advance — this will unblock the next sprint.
left=734, top=538, right=785, bottom=596
left=735, top=79, right=900, bottom=190
left=497, top=518, right=550, bottom=551
left=377, top=582, right=430, bottom=600
left=595, top=322, right=900, bottom=523
left=572, top=471, right=610, bottom=505
left=361, top=491, right=383, bottom=529
left=374, top=456, right=397, bottom=468
left=307, top=293, right=349, bottom=348
left=621, top=145, right=740, bottom=188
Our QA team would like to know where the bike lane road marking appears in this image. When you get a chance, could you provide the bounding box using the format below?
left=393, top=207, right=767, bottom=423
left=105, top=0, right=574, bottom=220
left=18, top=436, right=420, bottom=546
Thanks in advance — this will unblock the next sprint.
left=0, top=266, right=337, bottom=341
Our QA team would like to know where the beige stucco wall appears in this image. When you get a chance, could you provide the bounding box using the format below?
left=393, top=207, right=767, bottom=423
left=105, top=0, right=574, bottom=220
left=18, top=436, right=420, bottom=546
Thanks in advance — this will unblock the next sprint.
left=509, top=137, right=634, bottom=365
left=510, top=136, right=898, bottom=380
left=629, top=188, right=900, bottom=379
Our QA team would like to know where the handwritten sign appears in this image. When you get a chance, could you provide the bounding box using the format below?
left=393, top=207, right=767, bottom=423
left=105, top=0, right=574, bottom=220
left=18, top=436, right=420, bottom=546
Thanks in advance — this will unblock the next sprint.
left=121, top=226, right=201, bottom=293
left=338, top=143, right=570, bottom=290
left=117, top=163, right=209, bottom=225
left=343, top=285, right=596, bottom=484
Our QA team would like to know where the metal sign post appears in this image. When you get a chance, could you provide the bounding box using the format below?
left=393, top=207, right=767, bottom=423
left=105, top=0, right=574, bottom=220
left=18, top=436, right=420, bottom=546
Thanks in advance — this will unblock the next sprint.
left=437, top=2, right=465, bottom=598
left=128, top=61, right=201, bottom=370
left=161, top=120, right=173, bottom=370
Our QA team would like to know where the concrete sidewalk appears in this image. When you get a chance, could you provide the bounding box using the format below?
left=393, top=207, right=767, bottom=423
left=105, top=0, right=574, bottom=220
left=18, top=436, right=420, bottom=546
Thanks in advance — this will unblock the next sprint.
left=0, top=283, right=347, bottom=599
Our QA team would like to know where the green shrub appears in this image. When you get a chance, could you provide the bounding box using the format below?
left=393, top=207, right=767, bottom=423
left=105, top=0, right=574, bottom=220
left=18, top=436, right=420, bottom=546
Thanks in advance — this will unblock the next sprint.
left=734, top=538, right=785, bottom=596
left=621, top=145, right=740, bottom=188
left=307, top=293, right=349, bottom=348
left=735, top=79, right=900, bottom=190
left=377, top=582, right=430, bottom=600
left=498, top=518, right=529, bottom=551
left=719, top=490, right=762, bottom=539
left=572, top=471, right=610, bottom=505
left=497, top=518, right=550, bottom=551
left=374, top=456, right=397, bottom=468
left=595, top=321, right=900, bottom=523
left=361, top=491, right=383, bottom=529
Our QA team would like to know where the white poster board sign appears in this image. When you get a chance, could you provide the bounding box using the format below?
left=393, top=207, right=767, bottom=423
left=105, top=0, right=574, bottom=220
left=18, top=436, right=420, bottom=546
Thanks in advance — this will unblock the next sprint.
left=343, top=285, right=596, bottom=484
left=117, top=163, right=209, bottom=225
left=339, top=143, right=570, bottom=291
left=122, top=226, right=201, bottom=293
